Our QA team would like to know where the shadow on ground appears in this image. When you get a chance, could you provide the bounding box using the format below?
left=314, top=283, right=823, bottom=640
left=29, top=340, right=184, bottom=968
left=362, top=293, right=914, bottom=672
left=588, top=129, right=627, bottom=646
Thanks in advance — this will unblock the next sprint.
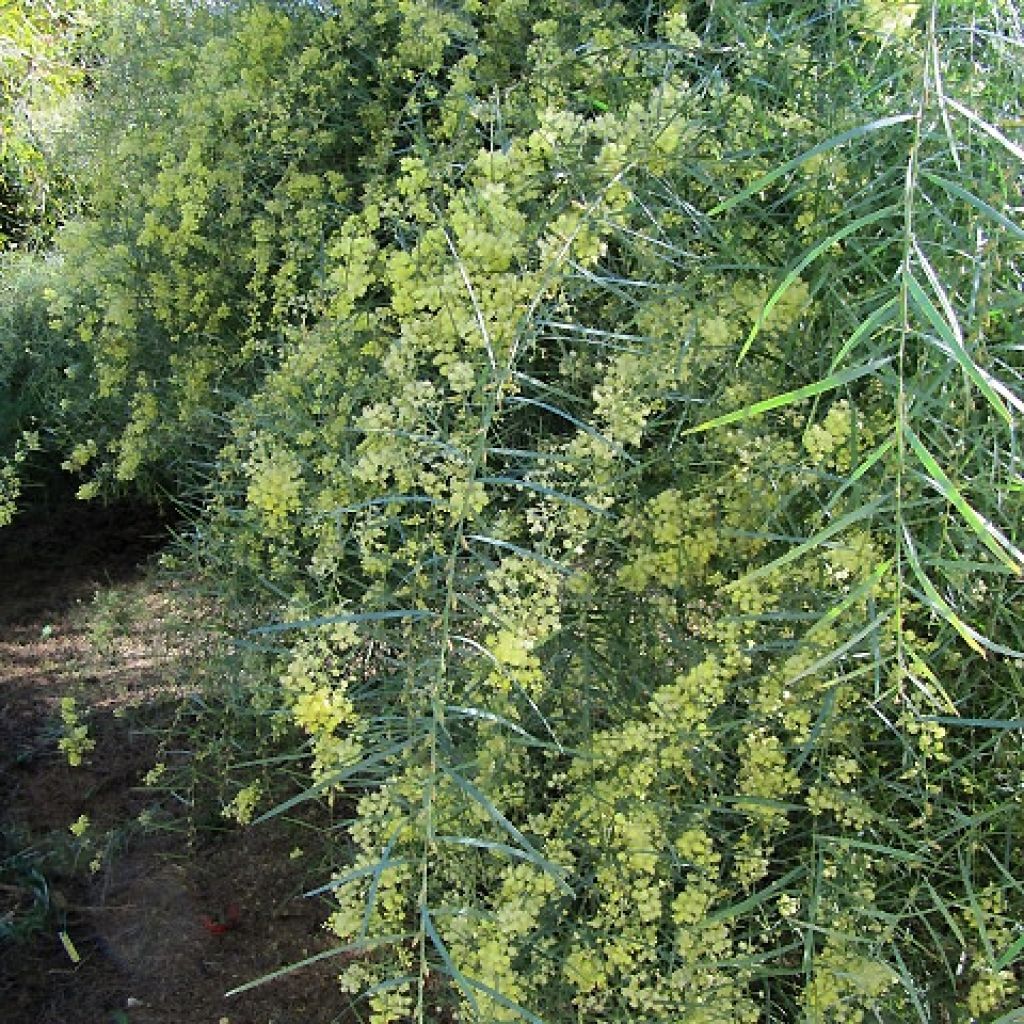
left=1, top=499, right=356, bottom=1024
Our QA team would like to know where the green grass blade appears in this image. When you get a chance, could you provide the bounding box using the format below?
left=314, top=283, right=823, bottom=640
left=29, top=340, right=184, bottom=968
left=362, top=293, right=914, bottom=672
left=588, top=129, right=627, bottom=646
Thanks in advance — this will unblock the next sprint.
left=420, top=905, right=481, bottom=1018
left=423, top=905, right=549, bottom=1024
left=736, top=498, right=887, bottom=586
left=251, top=608, right=436, bottom=635
left=824, top=437, right=897, bottom=515
left=946, top=97, right=1024, bottom=163
left=827, top=296, right=900, bottom=373
left=225, top=940, right=402, bottom=997
left=786, top=612, right=890, bottom=690
left=902, top=525, right=987, bottom=657
left=360, top=830, right=402, bottom=943
left=305, top=859, right=412, bottom=898
left=464, top=534, right=573, bottom=575
left=706, top=866, right=806, bottom=923
left=253, top=738, right=420, bottom=823
left=921, top=716, right=1024, bottom=730
left=476, top=476, right=610, bottom=516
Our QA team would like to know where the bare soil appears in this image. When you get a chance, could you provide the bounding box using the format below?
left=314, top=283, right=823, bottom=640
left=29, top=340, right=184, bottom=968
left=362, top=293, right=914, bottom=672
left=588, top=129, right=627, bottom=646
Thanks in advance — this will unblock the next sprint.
left=0, top=498, right=357, bottom=1024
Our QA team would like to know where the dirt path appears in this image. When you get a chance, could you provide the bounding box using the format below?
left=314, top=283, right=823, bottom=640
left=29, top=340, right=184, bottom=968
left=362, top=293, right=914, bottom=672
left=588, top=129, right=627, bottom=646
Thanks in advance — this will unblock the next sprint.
left=1, top=499, right=355, bottom=1024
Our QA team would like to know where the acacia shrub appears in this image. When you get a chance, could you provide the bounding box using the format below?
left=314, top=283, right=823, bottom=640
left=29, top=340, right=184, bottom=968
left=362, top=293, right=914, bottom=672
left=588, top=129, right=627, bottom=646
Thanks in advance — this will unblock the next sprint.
left=179, top=3, right=1023, bottom=1023
left=11, top=0, right=1021, bottom=1021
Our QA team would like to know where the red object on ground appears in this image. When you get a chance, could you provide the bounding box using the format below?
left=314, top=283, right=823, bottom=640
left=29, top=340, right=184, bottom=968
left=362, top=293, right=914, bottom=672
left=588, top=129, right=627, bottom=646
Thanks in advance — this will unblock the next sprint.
left=201, top=902, right=241, bottom=934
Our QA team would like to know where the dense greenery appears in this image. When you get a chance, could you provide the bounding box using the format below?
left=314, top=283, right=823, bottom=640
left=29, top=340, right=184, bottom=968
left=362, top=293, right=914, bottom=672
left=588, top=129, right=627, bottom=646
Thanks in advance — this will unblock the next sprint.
left=3, top=1, right=1023, bottom=1021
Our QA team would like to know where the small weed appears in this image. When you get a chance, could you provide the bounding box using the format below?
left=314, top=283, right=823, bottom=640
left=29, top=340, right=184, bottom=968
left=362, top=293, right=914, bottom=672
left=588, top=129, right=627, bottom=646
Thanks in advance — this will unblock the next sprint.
left=0, top=833, right=52, bottom=945
left=86, top=586, right=138, bottom=661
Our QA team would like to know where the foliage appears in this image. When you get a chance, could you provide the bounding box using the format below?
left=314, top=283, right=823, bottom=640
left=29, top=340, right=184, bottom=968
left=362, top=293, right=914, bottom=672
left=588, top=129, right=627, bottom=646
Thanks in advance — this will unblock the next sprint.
left=6, top=0, right=1024, bottom=1021
left=0, top=250, right=74, bottom=521
left=0, top=0, right=113, bottom=248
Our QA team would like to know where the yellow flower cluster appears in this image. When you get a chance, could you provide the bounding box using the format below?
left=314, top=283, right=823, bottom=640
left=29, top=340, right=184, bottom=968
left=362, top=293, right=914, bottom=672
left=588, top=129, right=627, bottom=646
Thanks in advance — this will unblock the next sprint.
left=57, top=696, right=95, bottom=767
left=618, top=490, right=719, bottom=592
left=855, top=0, right=920, bottom=40
left=804, top=399, right=855, bottom=471
left=966, top=968, right=1017, bottom=1019
left=804, top=941, right=898, bottom=1024
left=223, top=781, right=262, bottom=825
left=736, top=730, right=799, bottom=824
left=281, top=628, right=361, bottom=782
left=246, top=445, right=303, bottom=527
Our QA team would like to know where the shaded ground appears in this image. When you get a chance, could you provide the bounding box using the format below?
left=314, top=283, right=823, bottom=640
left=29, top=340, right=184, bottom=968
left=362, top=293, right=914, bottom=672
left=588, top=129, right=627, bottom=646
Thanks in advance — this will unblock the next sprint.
left=0, top=499, right=357, bottom=1024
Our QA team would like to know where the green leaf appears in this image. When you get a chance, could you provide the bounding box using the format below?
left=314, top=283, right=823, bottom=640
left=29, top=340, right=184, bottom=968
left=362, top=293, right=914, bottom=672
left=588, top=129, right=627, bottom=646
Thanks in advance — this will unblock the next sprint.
left=709, top=115, right=915, bottom=216
left=904, top=422, right=1024, bottom=575
left=738, top=205, right=900, bottom=363
left=706, top=866, right=806, bottom=923
left=827, top=296, right=900, bottom=374
left=476, top=476, right=610, bottom=516
left=735, top=498, right=887, bottom=586
left=225, top=939, right=409, bottom=998
left=945, top=97, right=1024, bottom=163
left=253, top=737, right=420, bottom=823
left=901, top=526, right=987, bottom=657
left=250, top=608, right=436, bottom=635
left=442, top=766, right=572, bottom=895
left=922, top=172, right=1024, bottom=241
left=683, top=358, right=891, bottom=435
left=904, top=268, right=1012, bottom=424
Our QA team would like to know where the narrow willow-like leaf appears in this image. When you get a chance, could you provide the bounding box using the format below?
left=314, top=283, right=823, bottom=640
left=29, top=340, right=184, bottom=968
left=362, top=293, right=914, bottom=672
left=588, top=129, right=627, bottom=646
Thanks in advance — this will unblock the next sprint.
left=827, top=295, right=900, bottom=373
left=824, top=437, right=898, bottom=515
left=735, top=498, right=887, bottom=586
left=902, top=525, right=987, bottom=657
left=811, top=560, right=892, bottom=633
left=435, top=834, right=560, bottom=867
left=817, top=835, right=925, bottom=865
left=904, top=422, right=1024, bottom=575
left=891, top=948, right=933, bottom=1024
left=420, top=905, right=480, bottom=1018
left=444, top=704, right=567, bottom=752
left=739, top=205, right=900, bottom=363
left=464, top=534, right=573, bottom=575
left=506, top=393, right=628, bottom=457
left=990, top=1008, right=1024, bottom=1024
left=423, top=905, right=549, bottom=1024
left=305, top=859, right=412, bottom=898
left=922, top=172, right=1024, bottom=240
left=960, top=848, right=999, bottom=964
left=225, top=941, right=404, bottom=997
left=904, top=269, right=1012, bottom=424
left=359, top=830, right=403, bottom=943
left=683, top=358, right=891, bottom=436
left=708, top=115, right=915, bottom=216
left=914, top=242, right=965, bottom=348
left=786, top=612, right=890, bottom=690
left=476, top=475, right=610, bottom=515
left=706, top=866, right=806, bottom=923
left=945, top=96, right=1024, bottom=163
left=253, top=737, right=420, bottom=823
left=441, top=766, right=572, bottom=895
left=251, top=608, right=436, bottom=635
left=922, top=717, right=1024, bottom=731
left=994, top=933, right=1024, bottom=973
left=334, top=494, right=440, bottom=514
left=904, top=644, right=959, bottom=715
